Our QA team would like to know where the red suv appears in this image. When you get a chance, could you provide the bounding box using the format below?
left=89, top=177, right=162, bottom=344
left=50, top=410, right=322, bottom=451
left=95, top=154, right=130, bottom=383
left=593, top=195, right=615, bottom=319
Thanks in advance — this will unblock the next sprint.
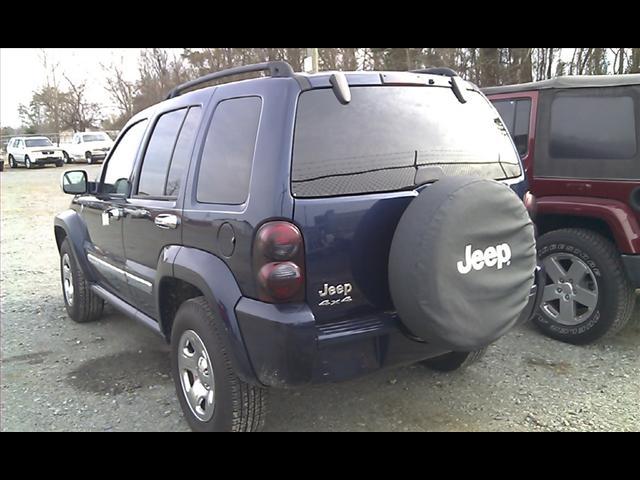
left=484, top=74, right=640, bottom=344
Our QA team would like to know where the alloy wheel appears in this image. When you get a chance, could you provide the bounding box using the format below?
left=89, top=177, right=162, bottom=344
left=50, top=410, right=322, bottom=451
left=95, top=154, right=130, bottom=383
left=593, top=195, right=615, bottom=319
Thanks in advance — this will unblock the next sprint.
left=178, top=329, right=215, bottom=422
left=540, top=253, right=599, bottom=326
left=61, top=253, right=74, bottom=306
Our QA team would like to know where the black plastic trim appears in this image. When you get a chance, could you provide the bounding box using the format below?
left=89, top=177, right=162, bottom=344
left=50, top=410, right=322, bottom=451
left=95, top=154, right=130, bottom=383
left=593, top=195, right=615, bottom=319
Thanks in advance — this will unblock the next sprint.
left=90, top=284, right=163, bottom=337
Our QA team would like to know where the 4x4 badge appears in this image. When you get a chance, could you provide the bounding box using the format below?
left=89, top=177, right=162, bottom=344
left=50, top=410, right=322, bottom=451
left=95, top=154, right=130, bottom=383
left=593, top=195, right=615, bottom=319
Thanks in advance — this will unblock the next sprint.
left=318, top=282, right=353, bottom=306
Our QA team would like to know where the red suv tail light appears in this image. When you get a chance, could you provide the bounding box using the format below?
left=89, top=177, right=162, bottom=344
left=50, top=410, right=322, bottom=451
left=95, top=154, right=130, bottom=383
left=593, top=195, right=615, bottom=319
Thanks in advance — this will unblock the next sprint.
left=253, top=221, right=305, bottom=303
left=523, top=190, right=537, bottom=220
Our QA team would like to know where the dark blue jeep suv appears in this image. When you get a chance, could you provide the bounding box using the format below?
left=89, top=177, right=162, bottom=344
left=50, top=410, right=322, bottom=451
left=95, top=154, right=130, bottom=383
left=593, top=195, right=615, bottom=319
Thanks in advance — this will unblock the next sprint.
left=55, top=62, right=543, bottom=431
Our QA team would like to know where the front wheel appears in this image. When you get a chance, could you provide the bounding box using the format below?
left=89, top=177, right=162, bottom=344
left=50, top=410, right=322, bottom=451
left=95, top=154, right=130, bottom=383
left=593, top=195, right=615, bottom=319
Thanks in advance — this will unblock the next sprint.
left=63, top=151, right=72, bottom=164
left=171, top=297, right=268, bottom=432
left=60, top=239, right=104, bottom=323
left=25, top=155, right=32, bottom=169
left=85, top=152, right=93, bottom=164
left=534, top=228, right=635, bottom=344
left=8, top=155, right=16, bottom=168
left=55, top=160, right=63, bottom=167
left=421, top=348, right=487, bottom=372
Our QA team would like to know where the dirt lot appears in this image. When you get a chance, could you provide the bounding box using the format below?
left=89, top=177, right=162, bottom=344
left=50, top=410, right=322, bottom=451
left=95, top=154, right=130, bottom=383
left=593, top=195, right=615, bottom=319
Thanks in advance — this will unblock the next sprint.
left=1, top=163, right=639, bottom=432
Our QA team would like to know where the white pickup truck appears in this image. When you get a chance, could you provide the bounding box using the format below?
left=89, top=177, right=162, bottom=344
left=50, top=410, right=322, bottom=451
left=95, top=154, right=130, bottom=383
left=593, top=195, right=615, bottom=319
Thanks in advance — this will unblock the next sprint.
left=60, top=132, right=114, bottom=164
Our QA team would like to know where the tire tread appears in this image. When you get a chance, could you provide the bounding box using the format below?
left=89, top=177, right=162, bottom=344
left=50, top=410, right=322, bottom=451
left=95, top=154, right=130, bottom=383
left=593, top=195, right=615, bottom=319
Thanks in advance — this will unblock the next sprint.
left=60, top=238, right=104, bottom=323
left=176, top=297, right=267, bottom=432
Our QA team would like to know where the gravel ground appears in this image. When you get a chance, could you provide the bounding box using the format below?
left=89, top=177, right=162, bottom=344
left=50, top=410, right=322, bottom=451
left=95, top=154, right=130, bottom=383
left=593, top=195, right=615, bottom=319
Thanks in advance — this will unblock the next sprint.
left=1, top=164, right=639, bottom=432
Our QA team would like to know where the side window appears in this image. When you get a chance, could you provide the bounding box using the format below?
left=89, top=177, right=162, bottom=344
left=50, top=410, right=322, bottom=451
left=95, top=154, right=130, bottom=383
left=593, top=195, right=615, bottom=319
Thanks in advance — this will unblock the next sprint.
left=165, top=106, right=202, bottom=197
left=197, top=97, right=262, bottom=204
left=101, top=120, right=148, bottom=195
left=494, top=100, right=516, bottom=133
left=550, top=95, right=637, bottom=159
left=493, top=98, right=531, bottom=157
left=137, top=109, right=187, bottom=197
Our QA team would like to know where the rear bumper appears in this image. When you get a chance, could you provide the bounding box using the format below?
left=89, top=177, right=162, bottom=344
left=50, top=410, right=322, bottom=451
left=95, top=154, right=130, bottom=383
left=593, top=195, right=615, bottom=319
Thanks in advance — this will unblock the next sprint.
left=621, top=254, right=640, bottom=288
left=235, top=299, right=449, bottom=388
left=235, top=268, right=543, bottom=388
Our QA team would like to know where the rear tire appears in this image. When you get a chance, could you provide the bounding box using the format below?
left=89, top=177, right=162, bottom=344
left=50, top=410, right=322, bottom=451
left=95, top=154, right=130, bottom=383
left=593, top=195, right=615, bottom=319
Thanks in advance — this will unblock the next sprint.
left=55, top=160, right=63, bottom=167
left=534, top=228, right=635, bottom=344
left=85, top=152, right=93, bottom=164
left=63, top=151, right=72, bottom=164
left=25, top=155, right=32, bottom=169
left=60, top=238, right=104, bottom=323
left=421, top=348, right=487, bottom=372
left=171, top=296, right=268, bottom=432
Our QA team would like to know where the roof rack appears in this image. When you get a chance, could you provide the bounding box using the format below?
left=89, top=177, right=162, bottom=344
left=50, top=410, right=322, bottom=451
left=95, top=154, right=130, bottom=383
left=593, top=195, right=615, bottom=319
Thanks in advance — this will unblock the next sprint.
left=165, top=61, right=296, bottom=99
left=411, top=67, right=459, bottom=77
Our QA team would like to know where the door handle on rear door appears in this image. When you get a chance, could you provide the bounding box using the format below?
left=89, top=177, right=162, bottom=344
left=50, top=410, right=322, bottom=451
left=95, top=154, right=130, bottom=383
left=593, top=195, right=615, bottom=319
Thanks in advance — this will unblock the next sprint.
left=154, top=214, right=179, bottom=229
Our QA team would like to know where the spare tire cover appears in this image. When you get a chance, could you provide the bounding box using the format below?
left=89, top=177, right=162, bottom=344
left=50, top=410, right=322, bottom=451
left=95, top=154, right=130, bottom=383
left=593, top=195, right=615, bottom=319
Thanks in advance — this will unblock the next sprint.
left=388, top=176, right=536, bottom=351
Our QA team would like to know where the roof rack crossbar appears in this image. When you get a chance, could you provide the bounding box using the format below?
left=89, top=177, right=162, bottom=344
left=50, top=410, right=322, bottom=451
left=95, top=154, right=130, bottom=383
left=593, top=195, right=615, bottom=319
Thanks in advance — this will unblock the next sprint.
left=165, top=61, right=295, bottom=99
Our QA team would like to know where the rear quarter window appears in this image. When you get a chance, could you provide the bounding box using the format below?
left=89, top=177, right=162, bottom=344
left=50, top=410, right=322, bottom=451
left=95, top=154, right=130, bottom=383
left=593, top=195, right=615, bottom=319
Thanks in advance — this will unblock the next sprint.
left=534, top=85, right=640, bottom=180
left=549, top=95, right=637, bottom=159
left=196, top=96, right=262, bottom=205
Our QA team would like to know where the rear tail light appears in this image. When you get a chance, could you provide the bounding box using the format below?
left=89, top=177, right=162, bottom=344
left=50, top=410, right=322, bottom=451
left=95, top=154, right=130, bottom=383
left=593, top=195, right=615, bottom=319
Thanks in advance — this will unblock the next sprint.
left=253, top=221, right=305, bottom=303
left=523, top=190, right=537, bottom=220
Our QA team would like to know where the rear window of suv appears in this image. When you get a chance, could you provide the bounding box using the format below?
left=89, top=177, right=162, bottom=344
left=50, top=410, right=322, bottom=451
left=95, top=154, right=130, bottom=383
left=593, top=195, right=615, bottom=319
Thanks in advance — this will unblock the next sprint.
left=291, top=86, right=522, bottom=197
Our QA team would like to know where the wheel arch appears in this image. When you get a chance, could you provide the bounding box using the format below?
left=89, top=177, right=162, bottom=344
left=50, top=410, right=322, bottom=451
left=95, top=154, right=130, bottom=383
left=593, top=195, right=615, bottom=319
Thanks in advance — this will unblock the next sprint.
left=54, top=210, right=96, bottom=282
left=537, top=214, right=616, bottom=245
left=536, top=196, right=640, bottom=254
left=155, top=246, right=258, bottom=385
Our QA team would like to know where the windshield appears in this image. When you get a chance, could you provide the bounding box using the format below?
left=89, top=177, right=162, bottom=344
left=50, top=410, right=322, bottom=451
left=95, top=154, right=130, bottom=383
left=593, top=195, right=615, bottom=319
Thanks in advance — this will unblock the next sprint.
left=291, top=86, right=521, bottom=197
left=82, top=133, right=109, bottom=142
left=25, top=138, right=53, bottom=148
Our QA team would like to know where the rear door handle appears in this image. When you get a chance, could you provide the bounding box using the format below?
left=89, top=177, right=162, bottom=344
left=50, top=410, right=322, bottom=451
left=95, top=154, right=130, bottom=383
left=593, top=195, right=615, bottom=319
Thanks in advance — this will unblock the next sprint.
left=154, top=214, right=179, bottom=229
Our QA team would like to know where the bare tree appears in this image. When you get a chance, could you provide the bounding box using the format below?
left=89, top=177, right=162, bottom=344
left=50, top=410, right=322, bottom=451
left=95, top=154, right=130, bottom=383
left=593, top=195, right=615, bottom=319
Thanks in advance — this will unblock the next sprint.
left=135, top=48, right=192, bottom=112
left=62, top=74, right=101, bottom=132
left=102, top=60, right=137, bottom=120
left=478, top=48, right=501, bottom=86
left=630, top=48, right=640, bottom=73
left=37, top=49, right=65, bottom=133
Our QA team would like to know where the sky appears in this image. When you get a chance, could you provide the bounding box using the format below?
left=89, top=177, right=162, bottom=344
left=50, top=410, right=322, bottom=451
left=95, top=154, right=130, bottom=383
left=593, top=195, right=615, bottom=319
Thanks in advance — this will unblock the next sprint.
left=0, top=48, right=587, bottom=129
left=0, top=48, right=156, bottom=127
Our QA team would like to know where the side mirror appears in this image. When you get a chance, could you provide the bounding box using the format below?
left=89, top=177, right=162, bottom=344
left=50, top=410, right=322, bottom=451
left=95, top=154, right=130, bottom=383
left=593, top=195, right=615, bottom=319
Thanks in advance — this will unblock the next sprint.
left=61, top=170, right=88, bottom=195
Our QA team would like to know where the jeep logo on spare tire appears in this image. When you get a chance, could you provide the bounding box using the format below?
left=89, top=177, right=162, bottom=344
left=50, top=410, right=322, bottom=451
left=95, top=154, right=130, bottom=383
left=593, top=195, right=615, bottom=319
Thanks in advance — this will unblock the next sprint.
left=457, top=243, right=512, bottom=274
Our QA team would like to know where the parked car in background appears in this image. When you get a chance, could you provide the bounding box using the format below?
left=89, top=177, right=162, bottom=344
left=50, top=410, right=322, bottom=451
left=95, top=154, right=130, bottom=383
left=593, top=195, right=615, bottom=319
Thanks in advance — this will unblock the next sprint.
left=60, top=131, right=114, bottom=164
left=484, top=74, right=640, bottom=344
left=6, top=136, right=64, bottom=168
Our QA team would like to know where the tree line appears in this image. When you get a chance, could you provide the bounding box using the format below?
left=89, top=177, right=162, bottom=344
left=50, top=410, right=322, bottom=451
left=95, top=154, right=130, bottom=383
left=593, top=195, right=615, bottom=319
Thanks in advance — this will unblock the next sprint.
left=9, top=48, right=640, bottom=136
